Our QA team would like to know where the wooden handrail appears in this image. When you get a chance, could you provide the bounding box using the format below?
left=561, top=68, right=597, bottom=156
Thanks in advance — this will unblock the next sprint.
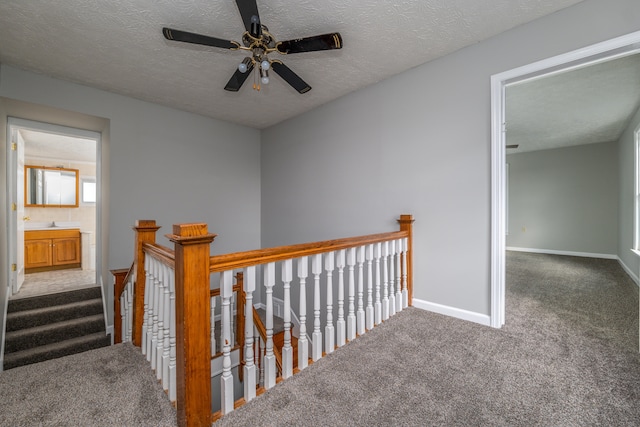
left=209, top=230, right=409, bottom=273
left=143, top=242, right=175, bottom=267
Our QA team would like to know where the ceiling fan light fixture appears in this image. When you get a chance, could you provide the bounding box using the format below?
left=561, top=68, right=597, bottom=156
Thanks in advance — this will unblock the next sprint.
left=238, top=57, right=253, bottom=73
left=259, top=67, right=269, bottom=84
left=261, top=60, right=270, bottom=71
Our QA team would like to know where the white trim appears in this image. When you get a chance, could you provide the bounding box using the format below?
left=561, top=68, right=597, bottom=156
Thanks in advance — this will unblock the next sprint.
left=618, top=258, right=640, bottom=287
left=634, top=125, right=640, bottom=251
left=490, top=30, right=640, bottom=331
left=506, top=247, right=618, bottom=260
left=412, top=298, right=491, bottom=327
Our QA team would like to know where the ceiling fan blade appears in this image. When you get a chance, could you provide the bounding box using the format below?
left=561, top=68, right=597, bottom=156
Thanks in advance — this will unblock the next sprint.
left=163, top=27, right=237, bottom=50
left=235, top=0, right=262, bottom=38
left=276, top=33, right=343, bottom=54
left=271, top=61, right=311, bottom=94
left=224, top=62, right=255, bottom=92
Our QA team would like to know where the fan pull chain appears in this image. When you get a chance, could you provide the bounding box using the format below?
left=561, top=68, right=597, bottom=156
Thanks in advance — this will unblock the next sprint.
left=253, top=66, right=261, bottom=91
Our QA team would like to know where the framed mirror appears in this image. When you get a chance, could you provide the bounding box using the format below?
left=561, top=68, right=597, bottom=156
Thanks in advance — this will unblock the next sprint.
left=25, top=165, right=79, bottom=207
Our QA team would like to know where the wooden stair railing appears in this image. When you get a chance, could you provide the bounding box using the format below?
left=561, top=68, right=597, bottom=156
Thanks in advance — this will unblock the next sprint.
left=115, top=215, right=414, bottom=427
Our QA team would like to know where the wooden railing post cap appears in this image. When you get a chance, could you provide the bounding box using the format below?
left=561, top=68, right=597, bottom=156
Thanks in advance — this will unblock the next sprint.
left=397, top=214, right=415, bottom=224
left=167, top=223, right=217, bottom=244
left=133, top=219, right=161, bottom=231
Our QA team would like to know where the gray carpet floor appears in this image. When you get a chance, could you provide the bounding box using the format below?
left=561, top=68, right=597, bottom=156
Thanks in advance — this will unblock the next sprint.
left=1, top=251, right=639, bottom=426
left=218, top=252, right=640, bottom=426
left=0, top=342, right=176, bottom=426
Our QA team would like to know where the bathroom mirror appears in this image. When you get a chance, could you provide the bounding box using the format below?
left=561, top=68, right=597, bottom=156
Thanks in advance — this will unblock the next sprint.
left=25, top=165, right=79, bottom=207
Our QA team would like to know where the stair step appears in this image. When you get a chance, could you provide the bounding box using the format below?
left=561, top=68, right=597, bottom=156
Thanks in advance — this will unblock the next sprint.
left=8, top=286, right=102, bottom=313
left=4, top=314, right=106, bottom=354
left=2, top=332, right=111, bottom=370
left=6, top=298, right=104, bottom=332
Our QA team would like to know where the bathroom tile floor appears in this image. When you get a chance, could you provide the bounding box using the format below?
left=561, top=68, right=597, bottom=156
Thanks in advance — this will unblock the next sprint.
left=10, top=269, right=98, bottom=300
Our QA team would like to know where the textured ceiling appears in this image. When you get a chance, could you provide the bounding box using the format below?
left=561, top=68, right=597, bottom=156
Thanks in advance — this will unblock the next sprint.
left=21, top=129, right=96, bottom=163
left=0, top=0, right=585, bottom=129
left=507, top=53, right=640, bottom=153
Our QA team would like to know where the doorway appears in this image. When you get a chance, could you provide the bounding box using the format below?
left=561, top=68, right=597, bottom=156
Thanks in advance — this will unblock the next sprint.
left=7, top=118, right=100, bottom=300
left=490, top=30, right=640, bottom=328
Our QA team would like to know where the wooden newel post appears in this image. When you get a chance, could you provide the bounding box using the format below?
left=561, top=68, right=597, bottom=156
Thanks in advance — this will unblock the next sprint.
left=133, top=220, right=161, bottom=346
left=397, top=214, right=415, bottom=306
left=168, top=223, right=217, bottom=427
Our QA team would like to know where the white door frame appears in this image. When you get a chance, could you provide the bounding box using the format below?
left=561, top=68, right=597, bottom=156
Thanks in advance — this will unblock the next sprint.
left=490, top=30, right=640, bottom=328
left=6, top=118, right=101, bottom=296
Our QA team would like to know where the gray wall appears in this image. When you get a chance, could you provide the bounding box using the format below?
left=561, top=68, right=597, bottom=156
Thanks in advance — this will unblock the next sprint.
left=506, top=142, right=618, bottom=255
left=0, top=65, right=262, bottom=330
left=617, top=105, right=640, bottom=279
left=261, top=0, right=640, bottom=317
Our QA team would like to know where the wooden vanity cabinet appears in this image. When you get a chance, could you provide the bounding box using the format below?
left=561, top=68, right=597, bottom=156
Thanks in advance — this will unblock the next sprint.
left=25, top=229, right=81, bottom=272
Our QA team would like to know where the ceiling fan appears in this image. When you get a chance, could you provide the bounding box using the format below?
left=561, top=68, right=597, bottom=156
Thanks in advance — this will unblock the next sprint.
left=162, top=0, right=343, bottom=94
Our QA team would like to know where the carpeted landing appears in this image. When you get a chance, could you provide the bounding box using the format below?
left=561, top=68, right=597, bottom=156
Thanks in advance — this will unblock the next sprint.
left=1, top=252, right=639, bottom=426
left=217, top=252, right=640, bottom=426
left=0, top=343, right=176, bottom=427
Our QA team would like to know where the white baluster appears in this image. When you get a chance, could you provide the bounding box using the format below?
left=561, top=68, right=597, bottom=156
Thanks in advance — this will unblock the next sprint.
left=395, top=239, right=403, bottom=312
left=402, top=238, right=409, bottom=308
left=366, top=245, right=374, bottom=331
left=168, top=268, right=177, bottom=403
left=382, top=241, right=390, bottom=321
left=229, top=292, right=236, bottom=347
left=151, top=259, right=160, bottom=369
left=127, top=280, right=134, bottom=342
left=258, top=334, right=265, bottom=387
left=297, top=257, right=309, bottom=370
left=220, top=270, right=234, bottom=415
left=388, top=240, right=396, bottom=318
left=253, top=326, right=261, bottom=387
left=147, top=258, right=159, bottom=369
left=244, top=266, right=256, bottom=402
left=127, top=277, right=135, bottom=342
left=356, top=246, right=366, bottom=336
left=336, top=250, right=346, bottom=347
left=155, top=263, right=165, bottom=379
left=126, top=279, right=134, bottom=342
left=210, top=295, right=217, bottom=355
left=311, top=254, right=323, bottom=362
left=120, top=292, right=126, bottom=342
left=374, top=242, right=382, bottom=325
left=264, top=263, right=276, bottom=389
left=282, top=259, right=293, bottom=379
left=325, top=251, right=335, bottom=354
left=346, top=248, right=356, bottom=341
left=162, top=266, right=171, bottom=391
left=142, top=256, right=150, bottom=356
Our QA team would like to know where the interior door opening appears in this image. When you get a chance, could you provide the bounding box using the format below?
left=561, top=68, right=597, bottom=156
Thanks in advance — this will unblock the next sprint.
left=7, top=119, right=100, bottom=300
left=491, top=30, right=640, bottom=329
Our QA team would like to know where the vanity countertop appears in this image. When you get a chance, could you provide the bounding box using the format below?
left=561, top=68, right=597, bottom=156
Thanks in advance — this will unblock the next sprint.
left=24, top=221, right=81, bottom=231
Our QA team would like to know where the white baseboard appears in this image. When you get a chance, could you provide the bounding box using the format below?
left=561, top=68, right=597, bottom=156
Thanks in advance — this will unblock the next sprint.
left=617, top=258, right=639, bottom=286
left=507, top=246, right=639, bottom=286
left=412, top=298, right=491, bottom=327
left=506, top=247, right=618, bottom=259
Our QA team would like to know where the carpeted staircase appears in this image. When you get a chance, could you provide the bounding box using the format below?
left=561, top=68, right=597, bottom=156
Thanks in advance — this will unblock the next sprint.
left=3, top=286, right=111, bottom=370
